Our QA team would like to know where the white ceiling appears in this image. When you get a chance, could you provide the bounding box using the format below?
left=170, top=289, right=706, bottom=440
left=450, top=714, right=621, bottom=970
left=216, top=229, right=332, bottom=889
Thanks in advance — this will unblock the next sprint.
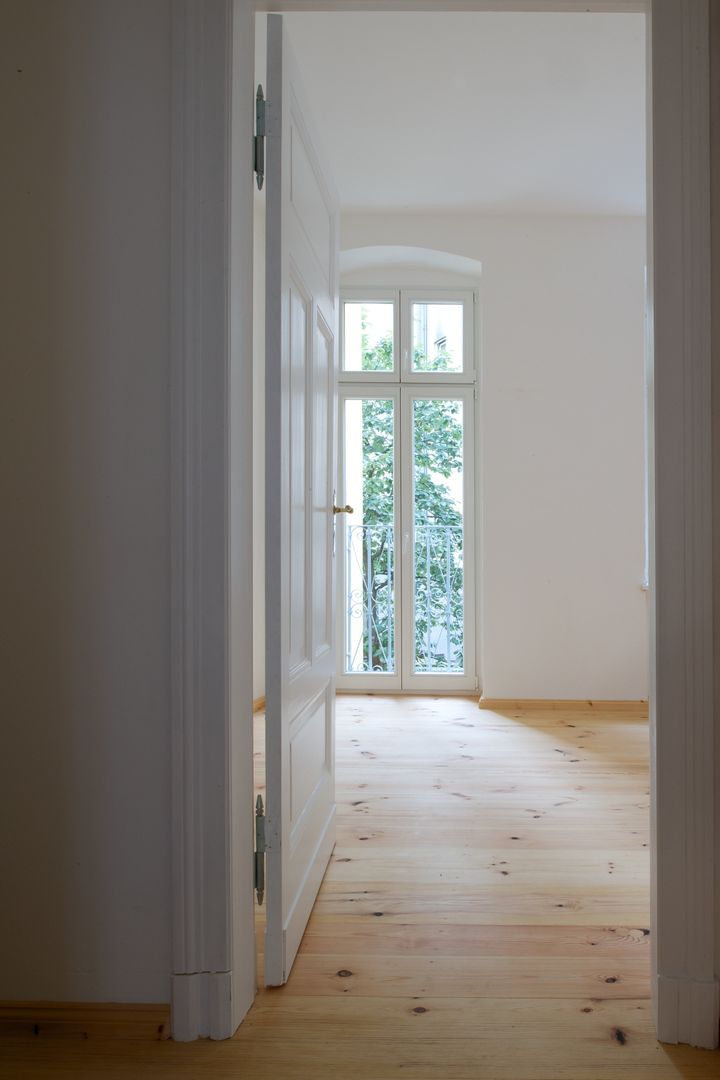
left=282, top=12, right=646, bottom=215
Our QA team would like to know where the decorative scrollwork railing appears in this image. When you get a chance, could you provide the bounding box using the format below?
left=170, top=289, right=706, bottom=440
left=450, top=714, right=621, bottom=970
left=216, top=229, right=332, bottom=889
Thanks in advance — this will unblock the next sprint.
left=345, top=524, right=395, bottom=674
left=344, top=523, right=464, bottom=675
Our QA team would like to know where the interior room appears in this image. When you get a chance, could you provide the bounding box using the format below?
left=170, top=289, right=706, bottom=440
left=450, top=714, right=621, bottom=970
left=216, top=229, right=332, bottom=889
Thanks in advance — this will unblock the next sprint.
left=249, top=8, right=656, bottom=1072
left=253, top=11, right=649, bottom=711
left=4, top=1, right=720, bottom=1074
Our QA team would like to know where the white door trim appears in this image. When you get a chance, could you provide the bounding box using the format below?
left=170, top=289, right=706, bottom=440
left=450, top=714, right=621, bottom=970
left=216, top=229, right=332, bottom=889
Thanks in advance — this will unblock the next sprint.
left=169, top=0, right=256, bottom=1041
left=170, top=0, right=718, bottom=1048
left=649, top=0, right=717, bottom=1049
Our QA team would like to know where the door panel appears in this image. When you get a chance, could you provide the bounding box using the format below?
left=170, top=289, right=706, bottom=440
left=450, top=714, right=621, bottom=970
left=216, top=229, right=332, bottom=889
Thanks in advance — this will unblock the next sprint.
left=312, top=316, right=334, bottom=659
left=288, top=277, right=310, bottom=675
left=265, top=13, right=339, bottom=986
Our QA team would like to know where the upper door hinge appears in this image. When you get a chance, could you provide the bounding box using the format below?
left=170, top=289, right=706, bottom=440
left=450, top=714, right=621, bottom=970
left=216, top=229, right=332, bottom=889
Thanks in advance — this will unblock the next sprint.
left=254, top=85, right=266, bottom=191
left=254, top=794, right=266, bottom=904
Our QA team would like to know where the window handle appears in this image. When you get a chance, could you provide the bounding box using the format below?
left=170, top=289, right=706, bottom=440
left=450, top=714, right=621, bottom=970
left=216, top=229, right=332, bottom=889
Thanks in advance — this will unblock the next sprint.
left=333, top=504, right=354, bottom=515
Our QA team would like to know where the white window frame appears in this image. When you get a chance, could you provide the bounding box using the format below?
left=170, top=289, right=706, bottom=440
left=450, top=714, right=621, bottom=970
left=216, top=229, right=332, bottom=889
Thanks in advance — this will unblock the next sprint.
left=400, top=383, right=477, bottom=691
left=340, top=287, right=400, bottom=383
left=401, top=288, right=476, bottom=384
left=336, top=384, right=402, bottom=690
left=337, top=288, right=478, bottom=692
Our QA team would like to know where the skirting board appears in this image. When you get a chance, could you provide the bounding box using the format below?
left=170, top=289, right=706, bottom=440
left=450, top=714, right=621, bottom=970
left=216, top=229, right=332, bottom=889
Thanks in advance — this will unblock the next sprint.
left=336, top=689, right=479, bottom=699
left=253, top=695, right=266, bottom=713
left=478, top=697, right=649, bottom=713
left=171, top=971, right=233, bottom=1041
left=0, top=1001, right=170, bottom=1040
left=656, top=974, right=720, bottom=1049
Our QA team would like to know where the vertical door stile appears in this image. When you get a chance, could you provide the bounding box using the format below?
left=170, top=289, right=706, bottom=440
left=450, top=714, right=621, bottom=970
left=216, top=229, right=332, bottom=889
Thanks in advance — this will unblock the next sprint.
left=264, top=13, right=340, bottom=987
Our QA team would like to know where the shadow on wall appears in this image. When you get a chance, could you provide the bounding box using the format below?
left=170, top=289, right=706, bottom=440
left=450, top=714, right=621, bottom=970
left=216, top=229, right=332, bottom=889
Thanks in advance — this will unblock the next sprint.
left=1, top=0, right=172, bottom=1003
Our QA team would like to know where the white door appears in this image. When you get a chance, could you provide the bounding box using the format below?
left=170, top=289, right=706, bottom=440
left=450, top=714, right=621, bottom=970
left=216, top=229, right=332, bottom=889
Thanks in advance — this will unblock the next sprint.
left=264, top=14, right=340, bottom=986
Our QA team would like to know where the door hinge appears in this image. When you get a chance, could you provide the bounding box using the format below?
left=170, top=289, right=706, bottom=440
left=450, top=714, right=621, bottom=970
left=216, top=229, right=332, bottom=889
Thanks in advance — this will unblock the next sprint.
left=254, top=85, right=266, bottom=191
left=254, top=794, right=266, bottom=905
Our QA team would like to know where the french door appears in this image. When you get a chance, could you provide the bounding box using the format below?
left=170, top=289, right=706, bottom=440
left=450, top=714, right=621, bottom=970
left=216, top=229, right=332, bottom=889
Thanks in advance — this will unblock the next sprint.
left=336, top=290, right=477, bottom=692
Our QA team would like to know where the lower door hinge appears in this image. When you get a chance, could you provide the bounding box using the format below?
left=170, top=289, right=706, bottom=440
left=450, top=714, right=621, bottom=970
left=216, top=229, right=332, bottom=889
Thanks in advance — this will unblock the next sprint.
left=254, top=85, right=266, bottom=191
left=254, top=794, right=266, bottom=905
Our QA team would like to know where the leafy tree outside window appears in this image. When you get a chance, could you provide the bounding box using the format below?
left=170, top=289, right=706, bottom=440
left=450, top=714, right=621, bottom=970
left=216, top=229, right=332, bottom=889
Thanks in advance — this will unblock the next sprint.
left=354, top=318, right=464, bottom=673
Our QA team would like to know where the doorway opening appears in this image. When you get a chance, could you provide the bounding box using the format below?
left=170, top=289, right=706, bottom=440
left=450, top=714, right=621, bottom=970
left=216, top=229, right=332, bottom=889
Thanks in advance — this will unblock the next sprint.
left=165, top=0, right=716, bottom=1050
left=251, top=0, right=651, bottom=1032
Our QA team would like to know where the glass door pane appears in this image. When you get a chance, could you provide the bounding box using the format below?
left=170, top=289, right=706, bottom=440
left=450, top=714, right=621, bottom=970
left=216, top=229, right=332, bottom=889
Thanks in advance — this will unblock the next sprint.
left=411, top=397, right=465, bottom=673
left=342, top=397, right=396, bottom=674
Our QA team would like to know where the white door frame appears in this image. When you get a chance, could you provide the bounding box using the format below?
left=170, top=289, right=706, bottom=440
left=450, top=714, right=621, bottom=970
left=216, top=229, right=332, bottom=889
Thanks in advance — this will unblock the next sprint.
left=170, top=0, right=718, bottom=1049
left=169, top=0, right=257, bottom=1041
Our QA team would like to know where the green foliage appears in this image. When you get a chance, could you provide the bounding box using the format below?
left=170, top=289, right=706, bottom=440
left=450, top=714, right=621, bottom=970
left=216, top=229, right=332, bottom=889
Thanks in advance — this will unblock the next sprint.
left=354, top=322, right=464, bottom=674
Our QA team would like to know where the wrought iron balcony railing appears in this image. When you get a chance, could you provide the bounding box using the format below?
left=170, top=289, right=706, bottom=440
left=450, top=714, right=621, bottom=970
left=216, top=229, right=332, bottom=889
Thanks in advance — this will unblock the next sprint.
left=344, top=523, right=464, bottom=675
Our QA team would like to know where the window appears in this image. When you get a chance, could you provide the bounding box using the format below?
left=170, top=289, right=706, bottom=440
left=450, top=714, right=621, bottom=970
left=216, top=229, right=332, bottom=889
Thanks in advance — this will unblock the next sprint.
left=411, top=300, right=463, bottom=373
left=341, top=288, right=475, bottom=383
left=343, top=300, right=395, bottom=373
left=337, top=288, right=477, bottom=692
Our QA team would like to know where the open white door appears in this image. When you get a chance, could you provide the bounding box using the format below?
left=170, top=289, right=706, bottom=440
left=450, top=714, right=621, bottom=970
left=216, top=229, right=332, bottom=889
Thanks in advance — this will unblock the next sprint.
left=264, top=14, right=340, bottom=986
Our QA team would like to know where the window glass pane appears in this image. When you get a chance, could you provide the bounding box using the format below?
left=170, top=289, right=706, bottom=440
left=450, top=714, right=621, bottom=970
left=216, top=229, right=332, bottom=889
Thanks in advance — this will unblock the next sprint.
left=343, top=398, right=395, bottom=674
left=412, top=302, right=463, bottom=373
left=412, top=398, right=464, bottom=673
left=343, top=302, right=394, bottom=372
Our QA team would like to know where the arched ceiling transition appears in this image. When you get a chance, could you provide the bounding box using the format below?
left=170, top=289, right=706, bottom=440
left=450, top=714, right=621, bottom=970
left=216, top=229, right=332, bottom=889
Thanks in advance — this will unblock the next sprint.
left=340, top=245, right=483, bottom=280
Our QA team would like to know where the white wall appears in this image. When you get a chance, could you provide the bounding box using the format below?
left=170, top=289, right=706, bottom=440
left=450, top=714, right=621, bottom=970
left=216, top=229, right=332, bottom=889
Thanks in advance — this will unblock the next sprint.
left=1, top=0, right=173, bottom=1002
left=341, top=214, right=649, bottom=701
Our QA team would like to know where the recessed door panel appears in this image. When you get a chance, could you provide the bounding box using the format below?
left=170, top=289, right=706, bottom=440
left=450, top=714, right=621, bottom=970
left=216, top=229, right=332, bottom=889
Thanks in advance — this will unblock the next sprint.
left=289, top=279, right=309, bottom=676
left=289, top=694, right=329, bottom=829
left=290, top=125, right=332, bottom=287
left=312, top=316, right=334, bottom=660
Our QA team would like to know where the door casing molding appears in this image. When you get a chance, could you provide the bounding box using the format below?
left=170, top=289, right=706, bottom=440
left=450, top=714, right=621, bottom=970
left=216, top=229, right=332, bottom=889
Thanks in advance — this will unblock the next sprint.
left=170, top=0, right=718, bottom=1047
left=649, top=0, right=716, bottom=1049
left=170, top=0, right=256, bottom=1041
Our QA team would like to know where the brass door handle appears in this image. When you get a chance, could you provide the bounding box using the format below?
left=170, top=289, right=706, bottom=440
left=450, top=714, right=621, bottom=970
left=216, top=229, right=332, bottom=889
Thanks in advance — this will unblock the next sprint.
left=333, top=504, right=354, bottom=515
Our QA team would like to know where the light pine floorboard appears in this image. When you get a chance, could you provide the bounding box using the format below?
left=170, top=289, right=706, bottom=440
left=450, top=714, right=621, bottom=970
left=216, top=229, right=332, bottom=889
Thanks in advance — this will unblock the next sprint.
left=2, top=695, right=719, bottom=1077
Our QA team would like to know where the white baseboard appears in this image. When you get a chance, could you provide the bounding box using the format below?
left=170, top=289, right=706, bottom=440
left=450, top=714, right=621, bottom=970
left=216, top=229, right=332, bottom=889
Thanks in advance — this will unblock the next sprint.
left=656, top=974, right=720, bottom=1049
left=207, top=970, right=234, bottom=1040
left=171, top=970, right=234, bottom=1041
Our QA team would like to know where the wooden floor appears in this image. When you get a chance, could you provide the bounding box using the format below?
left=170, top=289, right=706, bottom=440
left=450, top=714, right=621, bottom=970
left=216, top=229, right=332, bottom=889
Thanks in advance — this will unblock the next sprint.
left=3, top=695, right=719, bottom=1077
